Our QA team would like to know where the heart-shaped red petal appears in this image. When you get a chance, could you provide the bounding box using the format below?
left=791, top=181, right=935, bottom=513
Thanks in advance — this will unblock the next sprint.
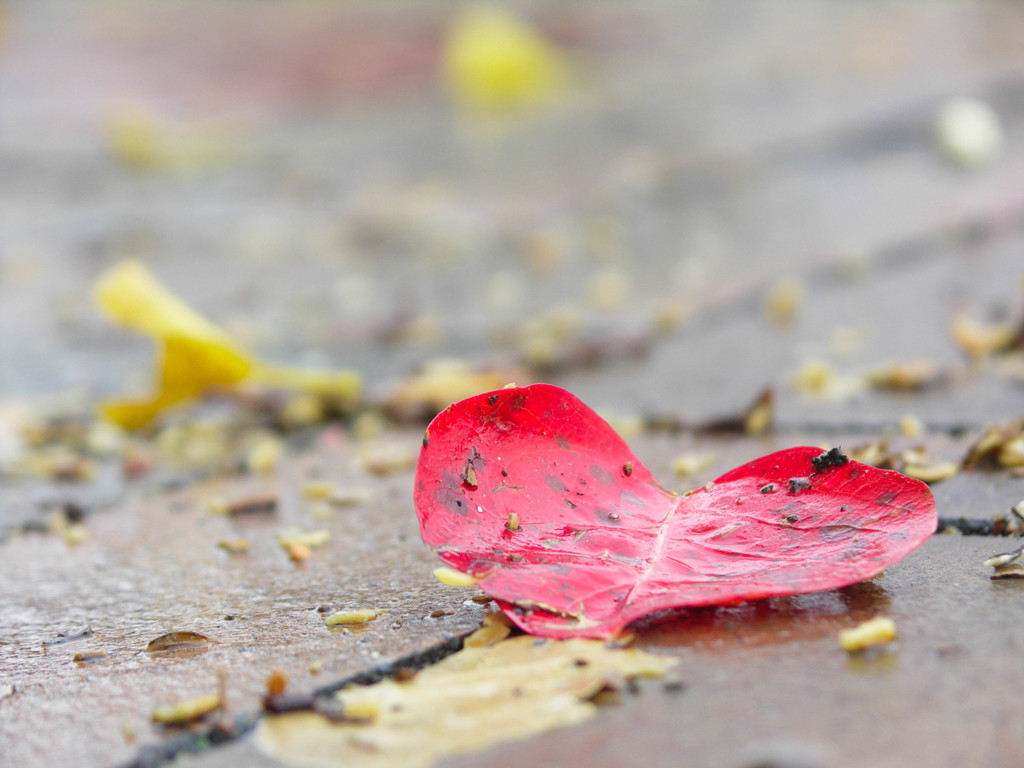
left=414, top=384, right=936, bottom=639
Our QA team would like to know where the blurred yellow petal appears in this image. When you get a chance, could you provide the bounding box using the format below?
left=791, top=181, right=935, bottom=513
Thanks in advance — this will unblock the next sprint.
left=94, top=261, right=362, bottom=428
left=95, top=260, right=250, bottom=352
left=106, top=104, right=164, bottom=171
left=444, top=7, right=565, bottom=110
left=99, top=397, right=172, bottom=431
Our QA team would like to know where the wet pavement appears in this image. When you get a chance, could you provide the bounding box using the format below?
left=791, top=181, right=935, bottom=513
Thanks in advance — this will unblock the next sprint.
left=2, top=2, right=1024, bottom=767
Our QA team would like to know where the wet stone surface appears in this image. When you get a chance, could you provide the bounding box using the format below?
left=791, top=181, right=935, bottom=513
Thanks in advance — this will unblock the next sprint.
left=0, top=432, right=485, bottom=768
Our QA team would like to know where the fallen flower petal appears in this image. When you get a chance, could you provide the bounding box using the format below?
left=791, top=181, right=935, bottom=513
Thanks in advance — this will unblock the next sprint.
left=414, top=384, right=936, bottom=639
left=444, top=7, right=565, bottom=111
left=94, top=261, right=361, bottom=428
left=255, top=635, right=675, bottom=768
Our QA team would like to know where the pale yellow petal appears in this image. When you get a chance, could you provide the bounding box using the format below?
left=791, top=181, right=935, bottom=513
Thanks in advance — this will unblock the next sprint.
left=94, top=260, right=247, bottom=351
left=94, top=261, right=361, bottom=428
left=444, top=7, right=565, bottom=110
left=255, top=635, right=675, bottom=768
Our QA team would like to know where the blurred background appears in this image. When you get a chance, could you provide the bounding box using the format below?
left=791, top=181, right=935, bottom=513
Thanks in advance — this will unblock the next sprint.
left=1, top=0, right=1023, bottom=426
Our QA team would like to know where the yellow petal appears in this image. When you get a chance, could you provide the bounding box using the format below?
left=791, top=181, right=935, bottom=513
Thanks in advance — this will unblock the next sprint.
left=444, top=7, right=565, bottom=110
left=94, top=261, right=361, bottom=428
left=99, top=396, right=175, bottom=431
left=95, top=261, right=249, bottom=351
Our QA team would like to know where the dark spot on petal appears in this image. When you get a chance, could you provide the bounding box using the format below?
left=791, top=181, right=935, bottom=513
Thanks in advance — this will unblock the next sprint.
left=620, top=490, right=648, bottom=508
left=787, top=477, right=812, bottom=494
left=623, top=462, right=633, bottom=477
left=819, top=524, right=858, bottom=542
left=488, top=394, right=499, bottom=405
left=877, top=490, right=899, bottom=505
left=434, top=477, right=467, bottom=516
left=760, top=484, right=777, bottom=494
left=545, top=474, right=568, bottom=494
left=591, top=464, right=615, bottom=486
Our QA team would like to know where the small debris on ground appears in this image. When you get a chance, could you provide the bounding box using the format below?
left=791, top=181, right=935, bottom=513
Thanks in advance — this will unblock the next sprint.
left=764, top=277, right=803, bottom=326
left=324, top=609, right=386, bottom=627
left=302, top=481, right=335, bottom=500
left=839, top=616, right=898, bottom=653
left=384, top=359, right=526, bottom=422
left=61, top=523, right=91, bottom=546
left=433, top=566, right=481, bottom=587
left=150, top=693, right=222, bottom=725
left=357, top=440, right=416, bottom=476
left=789, top=360, right=861, bottom=400
left=463, top=611, right=513, bottom=648
left=962, top=418, right=1024, bottom=469
left=266, top=670, right=288, bottom=697
left=327, top=487, right=376, bottom=507
left=276, top=529, right=330, bottom=552
left=864, top=360, right=943, bottom=391
left=847, top=439, right=959, bottom=484
left=246, top=435, right=283, bottom=474
left=41, top=627, right=94, bottom=647
left=901, top=455, right=960, bottom=484
left=984, top=543, right=1024, bottom=579
left=217, top=538, right=250, bottom=555
left=899, top=414, right=924, bottom=438
left=144, top=632, right=211, bottom=654
left=951, top=314, right=1019, bottom=359
left=206, top=493, right=278, bottom=516
left=72, top=650, right=109, bottom=663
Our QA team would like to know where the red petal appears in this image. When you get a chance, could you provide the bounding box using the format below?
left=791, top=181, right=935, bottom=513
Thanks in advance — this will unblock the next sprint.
left=414, top=384, right=936, bottom=639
